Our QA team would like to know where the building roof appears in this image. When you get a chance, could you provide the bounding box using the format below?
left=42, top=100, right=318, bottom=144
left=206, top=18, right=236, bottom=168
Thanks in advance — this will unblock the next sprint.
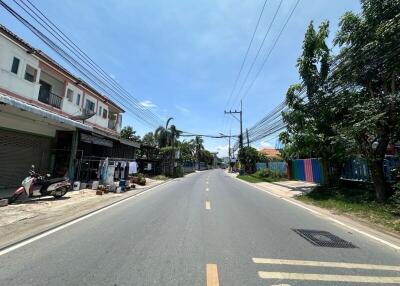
left=0, top=25, right=124, bottom=113
left=259, top=148, right=281, bottom=158
left=0, top=92, right=92, bottom=131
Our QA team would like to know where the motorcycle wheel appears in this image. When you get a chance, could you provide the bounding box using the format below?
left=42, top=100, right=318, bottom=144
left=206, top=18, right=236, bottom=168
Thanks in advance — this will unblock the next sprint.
left=53, top=187, right=68, bottom=199
left=8, top=192, right=27, bottom=204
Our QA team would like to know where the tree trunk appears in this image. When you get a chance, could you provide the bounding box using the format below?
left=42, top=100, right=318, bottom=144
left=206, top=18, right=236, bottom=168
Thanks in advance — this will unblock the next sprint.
left=369, top=158, right=387, bottom=202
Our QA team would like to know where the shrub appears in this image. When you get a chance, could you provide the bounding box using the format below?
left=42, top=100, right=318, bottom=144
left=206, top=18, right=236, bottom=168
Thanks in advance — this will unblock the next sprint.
left=255, top=168, right=283, bottom=179
left=137, top=173, right=146, bottom=185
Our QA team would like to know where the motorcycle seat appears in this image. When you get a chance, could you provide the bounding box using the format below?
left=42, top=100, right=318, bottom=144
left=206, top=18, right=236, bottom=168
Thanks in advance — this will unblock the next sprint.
left=42, top=177, right=67, bottom=185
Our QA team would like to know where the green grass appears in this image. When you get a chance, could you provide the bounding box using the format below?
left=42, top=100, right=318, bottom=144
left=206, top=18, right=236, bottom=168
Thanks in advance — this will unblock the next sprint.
left=237, top=173, right=287, bottom=183
left=297, top=186, right=400, bottom=233
left=150, top=175, right=169, bottom=181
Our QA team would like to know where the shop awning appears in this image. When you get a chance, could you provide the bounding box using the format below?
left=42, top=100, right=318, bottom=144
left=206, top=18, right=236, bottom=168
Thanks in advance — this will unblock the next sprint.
left=0, top=93, right=92, bottom=131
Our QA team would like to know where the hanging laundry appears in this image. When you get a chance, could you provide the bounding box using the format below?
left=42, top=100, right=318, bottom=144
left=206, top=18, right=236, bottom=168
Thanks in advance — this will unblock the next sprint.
left=129, top=161, right=138, bottom=175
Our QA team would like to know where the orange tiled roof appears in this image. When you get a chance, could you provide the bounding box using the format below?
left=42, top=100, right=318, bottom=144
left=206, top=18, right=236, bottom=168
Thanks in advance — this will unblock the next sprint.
left=259, top=148, right=281, bottom=157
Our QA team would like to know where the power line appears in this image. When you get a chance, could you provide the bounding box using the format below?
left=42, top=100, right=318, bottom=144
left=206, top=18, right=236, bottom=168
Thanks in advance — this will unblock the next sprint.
left=239, top=0, right=301, bottom=103
left=224, top=0, right=269, bottom=111
left=1, top=0, right=164, bottom=128
left=230, top=0, right=284, bottom=108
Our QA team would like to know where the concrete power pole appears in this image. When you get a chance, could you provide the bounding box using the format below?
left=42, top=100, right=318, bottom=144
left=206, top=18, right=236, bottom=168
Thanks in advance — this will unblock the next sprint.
left=246, top=128, right=250, bottom=147
left=224, top=100, right=243, bottom=150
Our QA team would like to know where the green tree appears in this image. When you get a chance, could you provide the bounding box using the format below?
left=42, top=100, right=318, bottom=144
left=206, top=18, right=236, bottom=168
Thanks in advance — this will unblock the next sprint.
left=333, top=0, right=400, bottom=201
left=193, top=136, right=204, bottom=169
left=280, top=21, right=347, bottom=184
left=120, top=126, right=141, bottom=142
left=179, top=140, right=196, bottom=162
left=142, top=132, right=157, bottom=147
left=238, top=146, right=259, bottom=174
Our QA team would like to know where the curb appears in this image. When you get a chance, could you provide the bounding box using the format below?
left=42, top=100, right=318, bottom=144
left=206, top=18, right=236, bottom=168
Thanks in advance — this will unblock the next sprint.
left=229, top=173, right=400, bottom=251
left=0, top=179, right=173, bottom=252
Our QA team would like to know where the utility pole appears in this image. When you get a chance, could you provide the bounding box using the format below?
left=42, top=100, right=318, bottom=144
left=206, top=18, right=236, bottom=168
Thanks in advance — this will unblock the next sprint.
left=224, top=100, right=243, bottom=150
left=246, top=128, right=250, bottom=147
left=228, top=130, right=231, bottom=160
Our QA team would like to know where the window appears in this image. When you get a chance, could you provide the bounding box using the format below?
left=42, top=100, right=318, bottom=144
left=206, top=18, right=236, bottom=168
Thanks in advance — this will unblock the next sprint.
left=66, top=89, right=74, bottom=102
left=85, top=99, right=95, bottom=113
left=11, top=57, right=20, bottom=74
left=76, top=93, right=81, bottom=106
left=24, top=65, right=37, bottom=82
left=103, top=109, right=108, bottom=119
left=99, top=106, right=102, bottom=116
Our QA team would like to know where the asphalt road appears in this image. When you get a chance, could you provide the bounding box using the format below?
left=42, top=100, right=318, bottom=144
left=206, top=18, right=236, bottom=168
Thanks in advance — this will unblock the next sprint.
left=0, top=169, right=400, bottom=286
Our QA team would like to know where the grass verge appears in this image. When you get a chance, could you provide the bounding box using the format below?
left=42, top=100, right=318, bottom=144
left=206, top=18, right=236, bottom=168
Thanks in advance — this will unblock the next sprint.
left=237, top=173, right=287, bottom=183
left=150, top=175, right=169, bottom=181
left=297, top=186, right=400, bottom=233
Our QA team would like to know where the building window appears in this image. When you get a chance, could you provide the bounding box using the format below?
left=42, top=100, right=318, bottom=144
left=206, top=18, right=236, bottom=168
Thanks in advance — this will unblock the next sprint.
left=103, top=109, right=108, bottom=119
left=24, top=65, right=37, bottom=82
left=99, top=106, right=102, bottom=116
left=11, top=57, right=20, bottom=74
left=76, top=93, right=81, bottom=106
left=66, top=89, right=74, bottom=102
left=85, top=99, right=95, bottom=113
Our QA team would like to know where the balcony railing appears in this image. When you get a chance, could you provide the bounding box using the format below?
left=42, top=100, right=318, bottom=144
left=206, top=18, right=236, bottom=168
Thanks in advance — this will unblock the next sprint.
left=38, top=90, right=62, bottom=109
left=108, top=119, right=117, bottom=131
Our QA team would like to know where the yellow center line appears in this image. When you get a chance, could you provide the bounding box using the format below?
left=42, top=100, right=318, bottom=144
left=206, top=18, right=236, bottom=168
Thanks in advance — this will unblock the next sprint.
left=258, top=271, right=400, bottom=284
left=252, top=258, right=400, bottom=271
left=206, top=264, right=219, bottom=286
left=205, top=200, right=211, bottom=210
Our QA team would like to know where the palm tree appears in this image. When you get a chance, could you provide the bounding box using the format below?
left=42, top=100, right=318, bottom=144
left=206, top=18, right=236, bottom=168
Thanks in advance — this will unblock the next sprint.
left=155, top=126, right=169, bottom=148
left=192, top=136, right=204, bottom=170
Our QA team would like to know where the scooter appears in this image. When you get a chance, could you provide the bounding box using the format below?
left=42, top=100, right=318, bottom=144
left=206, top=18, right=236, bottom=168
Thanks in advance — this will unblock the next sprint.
left=9, top=165, right=71, bottom=204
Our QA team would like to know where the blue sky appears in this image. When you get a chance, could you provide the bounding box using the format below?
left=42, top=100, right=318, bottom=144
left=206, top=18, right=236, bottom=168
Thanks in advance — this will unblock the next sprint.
left=1, top=0, right=360, bottom=156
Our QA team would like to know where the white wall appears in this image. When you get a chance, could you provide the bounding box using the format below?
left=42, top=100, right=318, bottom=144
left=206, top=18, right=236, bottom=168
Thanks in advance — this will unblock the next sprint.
left=62, top=82, right=83, bottom=115
left=0, top=34, right=41, bottom=101
left=0, top=32, right=123, bottom=134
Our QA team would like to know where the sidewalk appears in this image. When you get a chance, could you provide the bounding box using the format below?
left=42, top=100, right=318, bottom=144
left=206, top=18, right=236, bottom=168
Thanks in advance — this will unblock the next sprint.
left=0, top=178, right=167, bottom=249
left=226, top=171, right=317, bottom=198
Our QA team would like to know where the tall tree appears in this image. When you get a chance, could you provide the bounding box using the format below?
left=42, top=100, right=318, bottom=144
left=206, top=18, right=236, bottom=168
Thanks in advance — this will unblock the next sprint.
left=193, top=136, right=204, bottom=169
left=142, top=132, right=157, bottom=147
left=333, top=0, right=400, bottom=201
left=120, top=126, right=141, bottom=142
left=280, top=21, right=346, bottom=184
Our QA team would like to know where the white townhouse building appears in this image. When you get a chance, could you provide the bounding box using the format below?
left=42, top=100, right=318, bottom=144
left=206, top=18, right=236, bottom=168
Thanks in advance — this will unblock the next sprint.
left=0, top=25, right=140, bottom=196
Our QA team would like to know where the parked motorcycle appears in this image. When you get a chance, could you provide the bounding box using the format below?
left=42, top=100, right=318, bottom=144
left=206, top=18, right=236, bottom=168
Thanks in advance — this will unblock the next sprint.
left=9, top=165, right=71, bottom=204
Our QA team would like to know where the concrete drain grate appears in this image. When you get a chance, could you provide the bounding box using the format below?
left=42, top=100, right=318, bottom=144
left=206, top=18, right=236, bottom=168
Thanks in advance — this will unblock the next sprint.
left=292, top=229, right=358, bottom=248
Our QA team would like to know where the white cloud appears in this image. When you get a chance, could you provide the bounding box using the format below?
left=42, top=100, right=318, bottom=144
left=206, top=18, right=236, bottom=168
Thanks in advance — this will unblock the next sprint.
left=140, top=100, right=157, bottom=109
left=175, top=104, right=190, bottom=113
left=259, top=140, right=274, bottom=148
left=211, top=144, right=230, bottom=157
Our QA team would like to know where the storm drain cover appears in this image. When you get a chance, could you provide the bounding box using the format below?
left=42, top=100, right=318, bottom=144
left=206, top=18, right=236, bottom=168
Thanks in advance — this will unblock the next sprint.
left=292, top=229, right=357, bottom=248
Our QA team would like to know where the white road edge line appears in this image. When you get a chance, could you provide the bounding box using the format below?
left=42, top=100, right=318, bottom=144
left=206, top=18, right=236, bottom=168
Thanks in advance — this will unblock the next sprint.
left=0, top=181, right=170, bottom=257
left=231, top=175, right=400, bottom=251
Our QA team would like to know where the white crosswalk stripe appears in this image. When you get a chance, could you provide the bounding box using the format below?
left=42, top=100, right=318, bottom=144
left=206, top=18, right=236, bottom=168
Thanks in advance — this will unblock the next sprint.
left=253, top=257, right=400, bottom=284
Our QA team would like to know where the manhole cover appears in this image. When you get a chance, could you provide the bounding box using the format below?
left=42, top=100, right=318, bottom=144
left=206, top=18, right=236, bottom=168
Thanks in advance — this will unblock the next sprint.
left=292, top=229, right=357, bottom=248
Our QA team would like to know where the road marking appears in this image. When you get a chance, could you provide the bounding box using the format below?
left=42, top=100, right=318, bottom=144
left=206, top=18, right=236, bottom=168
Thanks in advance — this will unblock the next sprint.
left=205, top=200, right=211, bottom=210
left=206, top=187, right=209, bottom=192
left=253, top=258, right=400, bottom=271
left=206, top=264, right=220, bottom=286
left=0, top=182, right=171, bottom=257
left=258, top=272, right=400, bottom=283
left=232, top=177, right=400, bottom=250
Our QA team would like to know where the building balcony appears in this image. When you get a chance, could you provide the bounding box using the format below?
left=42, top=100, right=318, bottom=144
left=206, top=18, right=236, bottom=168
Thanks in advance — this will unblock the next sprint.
left=108, top=119, right=118, bottom=131
left=38, top=89, right=63, bottom=109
